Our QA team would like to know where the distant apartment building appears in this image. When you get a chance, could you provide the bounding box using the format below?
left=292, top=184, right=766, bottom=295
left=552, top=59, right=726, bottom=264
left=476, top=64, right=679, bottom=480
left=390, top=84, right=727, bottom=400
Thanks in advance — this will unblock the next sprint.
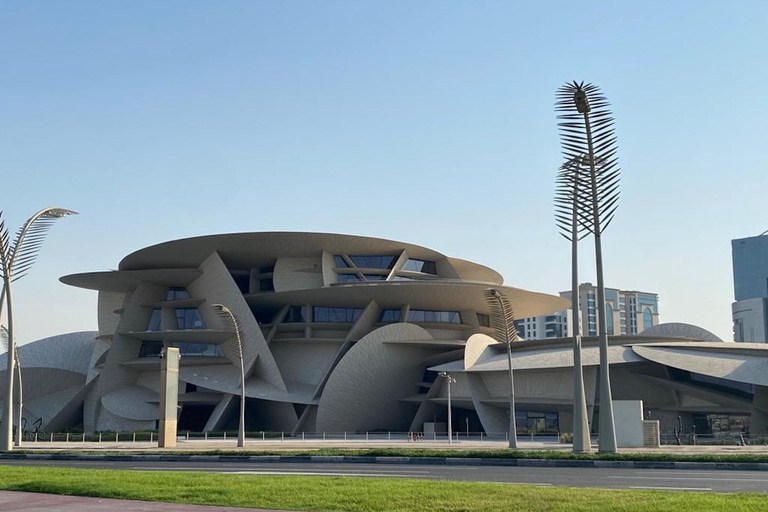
left=732, top=234, right=768, bottom=342
left=516, top=283, right=659, bottom=340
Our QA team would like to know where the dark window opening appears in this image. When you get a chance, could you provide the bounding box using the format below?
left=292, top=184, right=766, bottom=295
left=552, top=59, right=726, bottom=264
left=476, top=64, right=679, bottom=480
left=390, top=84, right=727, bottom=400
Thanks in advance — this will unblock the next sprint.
left=283, top=306, right=307, bottom=323
left=407, top=310, right=462, bottom=324
left=402, top=259, right=437, bottom=275
left=147, top=308, right=162, bottom=331
left=260, top=279, right=275, bottom=292
left=175, top=308, right=206, bottom=330
left=348, top=255, right=397, bottom=269
left=166, top=287, right=190, bottom=301
left=333, top=255, right=348, bottom=268
left=250, top=306, right=281, bottom=324
left=230, top=273, right=250, bottom=294
left=477, top=313, right=490, bottom=327
left=172, top=342, right=223, bottom=357
left=138, top=340, right=163, bottom=358
left=313, top=307, right=363, bottom=323
left=379, top=309, right=401, bottom=323
left=337, top=274, right=359, bottom=283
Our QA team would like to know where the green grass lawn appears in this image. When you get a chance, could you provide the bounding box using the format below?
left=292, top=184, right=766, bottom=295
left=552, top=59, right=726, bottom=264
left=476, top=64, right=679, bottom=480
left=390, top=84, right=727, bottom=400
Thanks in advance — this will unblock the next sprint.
left=0, top=465, right=766, bottom=511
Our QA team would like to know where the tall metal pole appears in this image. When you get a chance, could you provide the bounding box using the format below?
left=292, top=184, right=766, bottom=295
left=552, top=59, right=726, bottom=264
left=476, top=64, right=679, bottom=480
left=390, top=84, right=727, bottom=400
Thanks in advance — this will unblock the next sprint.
left=238, top=335, right=246, bottom=448
left=1, top=283, right=14, bottom=451
left=570, top=165, right=591, bottom=454
left=14, top=350, right=22, bottom=447
left=583, top=111, right=617, bottom=453
left=505, top=344, right=518, bottom=448
left=447, top=375, right=452, bottom=445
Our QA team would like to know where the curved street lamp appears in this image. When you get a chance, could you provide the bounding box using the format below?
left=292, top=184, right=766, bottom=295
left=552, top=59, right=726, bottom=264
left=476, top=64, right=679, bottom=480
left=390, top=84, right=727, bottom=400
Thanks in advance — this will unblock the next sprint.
left=483, top=288, right=519, bottom=449
left=0, top=207, right=77, bottom=451
left=212, top=304, right=246, bottom=448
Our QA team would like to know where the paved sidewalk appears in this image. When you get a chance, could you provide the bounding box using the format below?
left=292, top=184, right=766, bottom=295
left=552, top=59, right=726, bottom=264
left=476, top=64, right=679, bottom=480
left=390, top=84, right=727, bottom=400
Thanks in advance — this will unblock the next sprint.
left=7, top=439, right=768, bottom=455
left=0, top=491, right=298, bottom=512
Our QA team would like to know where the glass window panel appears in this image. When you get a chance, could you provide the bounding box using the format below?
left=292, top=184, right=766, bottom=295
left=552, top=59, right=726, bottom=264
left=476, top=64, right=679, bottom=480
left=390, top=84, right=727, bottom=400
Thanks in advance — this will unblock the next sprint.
left=348, top=255, right=397, bottom=269
left=477, top=313, right=490, bottom=327
left=407, top=310, right=462, bottom=324
left=392, top=275, right=418, bottom=281
left=166, top=287, right=190, bottom=301
left=379, top=309, right=401, bottom=323
left=260, top=279, right=275, bottom=291
left=334, top=255, right=348, bottom=268
left=402, top=259, right=437, bottom=275
left=337, top=274, right=359, bottom=283
left=147, top=308, right=162, bottom=331
left=284, top=306, right=307, bottom=323
left=175, top=308, right=206, bottom=330
left=643, top=308, right=653, bottom=330
left=363, top=274, right=386, bottom=281
left=172, top=342, right=223, bottom=358
left=313, top=307, right=363, bottom=323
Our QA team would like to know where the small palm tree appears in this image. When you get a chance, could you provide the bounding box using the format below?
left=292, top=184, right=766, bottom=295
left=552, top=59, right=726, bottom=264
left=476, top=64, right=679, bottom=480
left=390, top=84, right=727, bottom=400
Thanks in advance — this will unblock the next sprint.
left=212, top=304, right=246, bottom=448
left=483, top=288, right=520, bottom=449
left=0, top=207, right=77, bottom=451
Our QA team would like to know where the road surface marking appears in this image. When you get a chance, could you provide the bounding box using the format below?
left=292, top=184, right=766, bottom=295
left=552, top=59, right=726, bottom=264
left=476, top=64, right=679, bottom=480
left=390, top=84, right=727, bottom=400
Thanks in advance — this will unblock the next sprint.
left=629, top=486, right=712, bottom=491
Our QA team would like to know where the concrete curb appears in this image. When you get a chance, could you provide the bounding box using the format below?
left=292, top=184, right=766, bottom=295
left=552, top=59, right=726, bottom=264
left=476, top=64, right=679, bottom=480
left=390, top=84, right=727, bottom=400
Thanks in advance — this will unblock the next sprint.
left=2, top=453, right=768, bottom=471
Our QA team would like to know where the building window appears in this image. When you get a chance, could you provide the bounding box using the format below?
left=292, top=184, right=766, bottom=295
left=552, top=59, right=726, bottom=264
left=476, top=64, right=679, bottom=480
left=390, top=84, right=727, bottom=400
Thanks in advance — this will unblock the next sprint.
left=313, top=307, right=363, bottom=323
left=139, top=340, right=163, bottom=358
left=605, top=302, right=614, bottom=335
left=379, top=309, right=401, bottom=323
left=348, top=255, right=397, bottom=269
left=407, top=310, right=462, bottom=324
left=147, top=308, right=162, bottom=331
left=333, top=255, right=348, bottom=268
left=166, top=287, right=190, bottom=301
left=175, top=308, right=206, bottom=330
left=392, top=275, right=419, bottom=281
left=402, top=259, right=437, bottom=275
left=260, top=279, right=275, bottom=292
left=259, top=266, right=274, bottom=274
left=477, top=313, right=491, bottom=327
left=362, top=274, right=387, bottom=281
left=172, top=342, right=223, bottom=358
left=643, top=307, right=653, bottom=331
left=283, top=306, right=307, bottom=323
left=337, top=274, right=360, bottom=283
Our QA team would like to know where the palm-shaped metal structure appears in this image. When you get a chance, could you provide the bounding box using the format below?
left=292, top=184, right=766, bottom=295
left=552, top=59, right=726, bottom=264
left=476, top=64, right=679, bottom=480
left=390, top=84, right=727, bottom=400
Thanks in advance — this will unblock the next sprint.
left=212, top=304, right=246, bottom=448
left=554, top=155, right=593, bottom=453
left=556, top=81, right=620, bottom=452
left=483, top=288, right=519, bottom=449
left=0, top=207, right=77, bottom=451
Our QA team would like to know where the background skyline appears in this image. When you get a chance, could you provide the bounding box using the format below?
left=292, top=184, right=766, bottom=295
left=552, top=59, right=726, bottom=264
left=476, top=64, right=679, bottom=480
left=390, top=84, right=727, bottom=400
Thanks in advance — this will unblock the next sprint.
left=1, top=1, right=766, bottom=343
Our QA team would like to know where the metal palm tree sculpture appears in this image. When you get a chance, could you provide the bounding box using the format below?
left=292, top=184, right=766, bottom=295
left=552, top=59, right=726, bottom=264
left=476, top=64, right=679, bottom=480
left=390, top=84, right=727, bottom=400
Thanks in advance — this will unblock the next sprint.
left=556, top=81, right=620, bottom=453
left=483, top=288, right=519, bottom=449
left=212, top=304, right=246, bottom=448
left=555, top=155, right=593, bottom=453
left=0, top=207, right=77, bottom=451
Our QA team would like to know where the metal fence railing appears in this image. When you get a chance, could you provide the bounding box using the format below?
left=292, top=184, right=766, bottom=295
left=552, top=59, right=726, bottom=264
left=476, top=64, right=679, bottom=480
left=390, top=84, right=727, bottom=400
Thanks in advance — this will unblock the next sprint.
left=16, top=431, right=567, bottom=444
left=17, top=430, right=766, bottom=446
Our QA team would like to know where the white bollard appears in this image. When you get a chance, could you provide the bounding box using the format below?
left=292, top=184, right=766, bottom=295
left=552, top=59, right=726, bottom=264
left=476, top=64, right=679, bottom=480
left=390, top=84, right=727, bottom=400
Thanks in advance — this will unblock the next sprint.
left=66, top=433, right=69, bottom=443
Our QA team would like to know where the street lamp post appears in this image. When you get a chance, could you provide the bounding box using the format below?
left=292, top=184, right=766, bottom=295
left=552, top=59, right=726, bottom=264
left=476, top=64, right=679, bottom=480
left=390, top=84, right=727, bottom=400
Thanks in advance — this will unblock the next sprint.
left=0, top=207, right=77, bottom=452
left=439, top=371, right=456, bottom=444
left=212, top=304, right=246, bottom=448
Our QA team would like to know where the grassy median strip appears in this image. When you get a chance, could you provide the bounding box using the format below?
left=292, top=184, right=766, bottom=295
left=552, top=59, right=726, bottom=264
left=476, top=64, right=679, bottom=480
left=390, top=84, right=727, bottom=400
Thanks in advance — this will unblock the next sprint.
left=11, top=448, right=768, bottom=464
left=0, top=465, right=765, bottom=511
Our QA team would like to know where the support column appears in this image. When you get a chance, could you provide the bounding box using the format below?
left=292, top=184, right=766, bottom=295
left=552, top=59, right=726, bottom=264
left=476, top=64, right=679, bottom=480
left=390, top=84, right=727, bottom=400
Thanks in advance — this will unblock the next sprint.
left=158, top=347, right=180, bottom=448
left=752, top=386, right=768, bottom=435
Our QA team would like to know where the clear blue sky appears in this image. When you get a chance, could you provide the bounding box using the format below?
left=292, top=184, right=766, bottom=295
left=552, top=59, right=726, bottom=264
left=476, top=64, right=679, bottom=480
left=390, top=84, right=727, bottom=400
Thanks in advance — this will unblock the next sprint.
left=1, top=1, right=766, bottom=343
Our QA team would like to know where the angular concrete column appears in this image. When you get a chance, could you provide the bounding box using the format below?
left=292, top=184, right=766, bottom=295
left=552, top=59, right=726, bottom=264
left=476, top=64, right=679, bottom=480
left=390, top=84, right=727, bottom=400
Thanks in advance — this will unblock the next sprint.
left=158, top=347, right=180, bottom=448
left=752, top=385, right=768, bottom=435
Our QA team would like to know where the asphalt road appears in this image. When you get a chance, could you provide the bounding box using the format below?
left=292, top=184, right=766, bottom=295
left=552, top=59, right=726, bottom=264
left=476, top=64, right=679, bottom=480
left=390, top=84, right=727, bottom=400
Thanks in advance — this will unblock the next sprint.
left=3, top=459, right=768, bottom=493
